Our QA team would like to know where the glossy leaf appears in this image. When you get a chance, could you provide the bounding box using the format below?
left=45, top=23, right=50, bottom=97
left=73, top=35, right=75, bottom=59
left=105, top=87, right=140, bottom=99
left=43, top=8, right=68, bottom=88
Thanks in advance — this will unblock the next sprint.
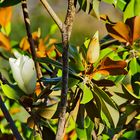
left=85, top=100, right=100, bottom=122
left=1, top=82, right=24, bottom=100
left=106, top=16, right=140, bottom=45
left=39, top=77, right=61, bottom=85
left=0, top=0, right=21, bottom=7
left=106, top=22, right=130, bottom=43
left=79, top=83, right=93, bottom=104
left=123, top=0, right=140, bottom=21
left=36, top=103, right=58, bottom=119
left=0, top=7, right=12, bottom=27
left=116, top=0, right=126, bottom=11
left=96, top=57, right=127, bottom=75
left=93, top=84, right=120, bottom=128
left=131, top=73, right=140, bottom=96
left=90, top=0, right=100, bottom=19
left=37, top=57, right=62, bottom=69
left=122, top=84, right=140, bottom=100
left=129, top=57, right=139, bottom=75
left=0, top=32, right=11, bottom=50
left=52, top=77, right=79, bottom=91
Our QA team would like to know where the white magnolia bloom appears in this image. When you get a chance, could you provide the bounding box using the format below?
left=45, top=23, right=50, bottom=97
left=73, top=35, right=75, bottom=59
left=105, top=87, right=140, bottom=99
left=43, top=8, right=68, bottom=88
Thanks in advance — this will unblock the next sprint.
left=9, top=55, right=37, bottom=95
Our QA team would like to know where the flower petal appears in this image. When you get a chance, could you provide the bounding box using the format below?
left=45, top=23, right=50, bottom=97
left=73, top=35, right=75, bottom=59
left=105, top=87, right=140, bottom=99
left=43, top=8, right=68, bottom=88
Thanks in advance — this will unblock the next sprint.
left=21, top=57, right=37, bottom=94
left=9, top=58, right=26, bottom=93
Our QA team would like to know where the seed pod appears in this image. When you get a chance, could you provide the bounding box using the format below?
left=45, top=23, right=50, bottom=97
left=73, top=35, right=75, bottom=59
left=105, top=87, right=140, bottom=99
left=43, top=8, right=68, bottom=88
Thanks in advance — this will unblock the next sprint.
left=86, top=31, right=100, bottom=64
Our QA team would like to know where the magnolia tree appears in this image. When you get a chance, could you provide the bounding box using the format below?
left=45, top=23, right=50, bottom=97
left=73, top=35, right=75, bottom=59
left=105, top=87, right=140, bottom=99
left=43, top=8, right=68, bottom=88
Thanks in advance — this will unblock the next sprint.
left=0, top=0, right=140, bottom=140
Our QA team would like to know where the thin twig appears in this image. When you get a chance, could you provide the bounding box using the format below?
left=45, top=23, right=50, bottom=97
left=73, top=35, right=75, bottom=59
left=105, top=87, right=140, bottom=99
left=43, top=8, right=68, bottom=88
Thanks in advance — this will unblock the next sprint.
left=40, top=0, right=63, bottom=32
left=0, top=97, right=23, bottom=140
left=0, top=73, right=23, bottom=140
left=21, top=0, right=43, bottom=80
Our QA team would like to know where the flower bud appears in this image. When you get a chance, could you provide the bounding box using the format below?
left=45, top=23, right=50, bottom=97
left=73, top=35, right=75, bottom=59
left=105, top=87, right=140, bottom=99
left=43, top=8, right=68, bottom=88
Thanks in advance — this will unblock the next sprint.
left=86, top=31, right=100, bottom=64
left=9, top=55, right=37, bottom=95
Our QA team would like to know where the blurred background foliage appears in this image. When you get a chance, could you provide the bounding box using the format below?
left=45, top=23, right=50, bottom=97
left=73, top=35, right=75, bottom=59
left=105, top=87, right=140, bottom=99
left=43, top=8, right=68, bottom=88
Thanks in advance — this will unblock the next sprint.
left=11, top=0, right=122, bottom=45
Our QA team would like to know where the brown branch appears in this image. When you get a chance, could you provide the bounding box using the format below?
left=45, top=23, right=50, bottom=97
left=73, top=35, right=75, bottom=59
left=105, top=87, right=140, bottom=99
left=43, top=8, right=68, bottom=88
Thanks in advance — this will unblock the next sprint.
left=55, top=0, right=76, bottom=139
left=0, top=74, right=23, bottom=140
left=21, top=0, right=43, bottom=80
left=40, top=0, right=63, bottom=32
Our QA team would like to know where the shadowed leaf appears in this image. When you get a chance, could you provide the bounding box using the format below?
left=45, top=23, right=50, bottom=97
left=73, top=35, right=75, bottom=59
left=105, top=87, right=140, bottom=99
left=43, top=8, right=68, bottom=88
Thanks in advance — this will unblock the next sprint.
left=96, top=57, right=127, bottom=75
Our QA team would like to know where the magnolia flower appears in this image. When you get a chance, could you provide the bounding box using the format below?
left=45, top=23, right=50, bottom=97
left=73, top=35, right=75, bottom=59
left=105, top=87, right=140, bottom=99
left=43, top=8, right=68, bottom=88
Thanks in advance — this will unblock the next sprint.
left=9, top=55, right=37, bottom=95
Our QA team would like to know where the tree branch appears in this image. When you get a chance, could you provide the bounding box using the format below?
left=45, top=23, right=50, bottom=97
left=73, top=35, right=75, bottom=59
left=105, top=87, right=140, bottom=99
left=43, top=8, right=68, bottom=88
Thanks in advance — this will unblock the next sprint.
left=40, top=0, right=63, bottom=32
left=21, top=0, right=43, bottom=80
left=55, top=0, right=76, bottom=139
left=0, top=73, right=23, bottom=140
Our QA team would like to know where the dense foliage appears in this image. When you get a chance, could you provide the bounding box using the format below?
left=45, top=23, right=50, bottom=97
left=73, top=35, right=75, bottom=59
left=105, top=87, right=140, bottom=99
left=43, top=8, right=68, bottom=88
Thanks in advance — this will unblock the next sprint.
left=0, top=0, right=140, bottom=139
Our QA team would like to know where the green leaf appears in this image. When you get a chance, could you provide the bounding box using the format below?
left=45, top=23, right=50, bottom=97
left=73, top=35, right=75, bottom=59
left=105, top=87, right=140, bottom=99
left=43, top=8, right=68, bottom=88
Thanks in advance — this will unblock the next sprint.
left=93, top=85, right=120, bottom=128
left=79, top=83, right=93, bottom=104
left=37, top=57, right=62, bottom=69
left=30, top=132, right=42, bottom=140
left=131, top=73, right=140, bottom=96
left=122, top=84, right=140, bottom=100
left=0, top=0, right=21, bottom=7
left=122, top=130, right=136, bottom=139
left=36, top=103, right=58, bottom=119
left=116, top=0, right=126, bottom=11
left=135, top=114, right=140, bottom=119
left=102, top=0, right=114, bottom=4
left=90, top=0, right=100, bottom=19
left=52, top=77, right=79, bottom=91
left=76, top=127, right=87, bottom=140
left=85, top=100, right=100, bottom=122
left=39, top=77, right=61, bottom=85
left=1, top=82, right=24, bottom=100
left=123, top=0, right=140, bottom=21
left=129, top=57, right=139, bottom=75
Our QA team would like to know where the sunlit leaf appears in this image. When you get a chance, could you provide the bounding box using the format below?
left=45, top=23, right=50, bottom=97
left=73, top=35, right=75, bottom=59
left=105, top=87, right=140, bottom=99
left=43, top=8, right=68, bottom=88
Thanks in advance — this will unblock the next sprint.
left=116, top=0, right=126, bottom=11
left=20, top=37, right=30, bottom=51
left=106, top=16, right=140, bottom=45
left=0, top=7, right=12, bottom=27
left=125, top=16, right=140, bottom=42
left=122, top=84, right=140, bottom=100
left=123, top=0, right=140, bottom=21
left=0, top=32, right=11, bottom=50
left=106, top=22, right=130, bottom=43
left=90, top=0, right=100, bottom=19
left=122, top=130, right=136, bottom=139
left=86, top=31, right=100, bottom=64
left=36, top=102, right=58, bottom=119
left=79, top=82, right=93, bottom=104
left=129, top=57, right=139, bottom=75
left=93, top=84, right=120, bottom=128
left=1, top=82, right=24, bottom=100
